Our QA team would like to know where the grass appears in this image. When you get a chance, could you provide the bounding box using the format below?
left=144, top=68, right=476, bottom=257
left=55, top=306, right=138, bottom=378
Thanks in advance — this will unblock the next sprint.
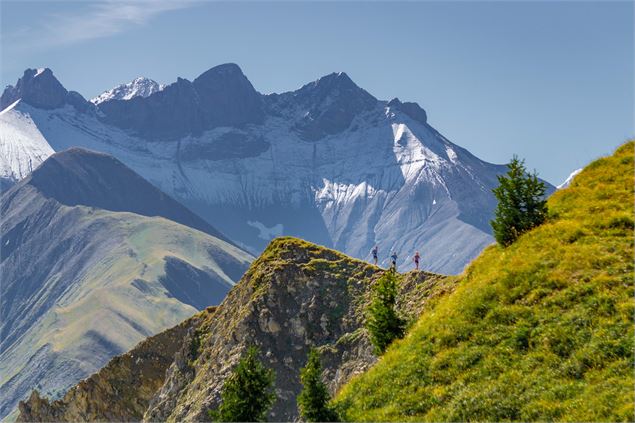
left=333, top=141, right=634, bottom=422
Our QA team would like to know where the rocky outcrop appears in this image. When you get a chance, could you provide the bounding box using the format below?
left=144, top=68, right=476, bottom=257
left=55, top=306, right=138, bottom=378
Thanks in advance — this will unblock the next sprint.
left=144, top=237, right=453, bottom=422
left=290, top=72, right=377, bottom=141
left=388, top=97, right=427, bottom=124
left=17, top=308, right=214, bottom=422
left=0, top=68, right=91, bottom=111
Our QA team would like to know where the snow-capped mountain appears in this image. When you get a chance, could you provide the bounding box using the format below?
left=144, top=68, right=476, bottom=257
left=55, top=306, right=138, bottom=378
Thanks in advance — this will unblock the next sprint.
left=90, top=77, right=164, bottom=105
left=557, top=168, right=583, bottom=189
left=0, top=99, right=53, bottom=189
left=0, top=65, right=553, bottom=273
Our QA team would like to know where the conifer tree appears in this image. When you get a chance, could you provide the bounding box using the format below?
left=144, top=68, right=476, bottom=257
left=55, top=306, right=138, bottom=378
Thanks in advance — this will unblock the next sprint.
left=491, top=156, right=548, bottom=246
left=209, top=346, right=276, bottom=422
left=297, top=348, right=339, bottom=422
left=366, top=270, right=405, bottom=354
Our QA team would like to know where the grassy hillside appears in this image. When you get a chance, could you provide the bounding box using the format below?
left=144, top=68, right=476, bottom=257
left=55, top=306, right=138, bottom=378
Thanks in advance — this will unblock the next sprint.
left=334, top=142, right=634, bottom=421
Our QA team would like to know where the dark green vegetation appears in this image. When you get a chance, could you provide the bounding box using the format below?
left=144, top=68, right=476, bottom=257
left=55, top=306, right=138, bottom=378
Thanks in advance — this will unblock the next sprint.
left=491, top=155, right=548, bottom=246
left=365, top=270, right=406, bottom=354
left=335, top=142, right=634, bottom=421
left=209, top=346, right=276, bottom=422
left=297, top=348, right=339, bottom=422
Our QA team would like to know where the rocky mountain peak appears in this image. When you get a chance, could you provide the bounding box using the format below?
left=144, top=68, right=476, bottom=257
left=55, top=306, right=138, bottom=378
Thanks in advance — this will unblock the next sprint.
left=387, top=97, right=427, bottom=124
left=293, top=71, right=377, bottom=140
left=1, top=68, right=68, bottom=110
left=143, top=237, right=449, bottom=421
left=90, top=76, right=164, bottom=105
left=192, top=63, right=264, bottom=127
left=1, top=68, right=93, bottom=113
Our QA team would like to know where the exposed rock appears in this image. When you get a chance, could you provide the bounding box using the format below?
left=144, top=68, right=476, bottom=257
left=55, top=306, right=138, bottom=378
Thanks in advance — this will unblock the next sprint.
left=292, top=72, right=377, bottom=141
left=98, top=63, right=264, bottom=141
left=388, top=97, right=427, bottom=124
left=144, top=237, right=454, bottom=422
left=0, top=68, right=92, bottom=112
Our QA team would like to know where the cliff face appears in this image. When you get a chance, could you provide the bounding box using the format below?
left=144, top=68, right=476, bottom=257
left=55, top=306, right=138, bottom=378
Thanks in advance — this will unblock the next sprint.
left=19, top=237, right=454, bottom=422
left=144, top=237, right=451, bottom=422
left=17, top=308, right=214, bottom=422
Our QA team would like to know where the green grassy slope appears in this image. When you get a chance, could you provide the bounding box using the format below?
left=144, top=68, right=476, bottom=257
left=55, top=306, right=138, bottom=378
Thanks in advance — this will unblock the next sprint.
left=334, top=142, right=634, bottom=422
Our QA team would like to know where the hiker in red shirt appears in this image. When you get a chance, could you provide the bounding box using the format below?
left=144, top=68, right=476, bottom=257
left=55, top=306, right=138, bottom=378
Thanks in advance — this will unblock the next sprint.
left=413, top=251, right=421, bottom=270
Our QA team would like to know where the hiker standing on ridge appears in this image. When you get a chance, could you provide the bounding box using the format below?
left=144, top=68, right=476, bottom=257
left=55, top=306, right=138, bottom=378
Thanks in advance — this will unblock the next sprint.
left=413, top=251, right=421, bottom=270
left=390, top=251, right=398, bottom=271
left=371, top=245, right=379, bottom=266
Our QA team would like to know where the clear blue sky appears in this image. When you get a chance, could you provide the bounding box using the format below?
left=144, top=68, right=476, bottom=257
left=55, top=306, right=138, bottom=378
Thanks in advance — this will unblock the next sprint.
left=1, top=1, right=633, bottom=184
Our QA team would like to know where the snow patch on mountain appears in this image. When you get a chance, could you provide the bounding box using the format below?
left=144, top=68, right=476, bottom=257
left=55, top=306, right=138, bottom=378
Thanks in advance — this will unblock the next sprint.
left=91, top=77, right=164, bottom=105
left=247, top=221, right=284, bottom=240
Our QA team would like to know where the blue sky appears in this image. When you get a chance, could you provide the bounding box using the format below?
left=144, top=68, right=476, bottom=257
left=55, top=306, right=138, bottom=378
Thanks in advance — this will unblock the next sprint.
left=1, top=1, right=633, bottom=184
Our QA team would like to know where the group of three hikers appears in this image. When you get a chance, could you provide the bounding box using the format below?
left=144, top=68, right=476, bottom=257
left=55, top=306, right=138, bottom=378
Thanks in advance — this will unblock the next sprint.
left=370, top=246, right=421, bottom=271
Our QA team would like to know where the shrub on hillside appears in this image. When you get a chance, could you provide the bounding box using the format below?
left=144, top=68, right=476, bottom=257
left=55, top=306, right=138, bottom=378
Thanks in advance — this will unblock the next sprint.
left=297, top=348, right=339, bottom=422
left=209, top=346, right=276, bottom=422
left=366, top=270, right=405, bottom=354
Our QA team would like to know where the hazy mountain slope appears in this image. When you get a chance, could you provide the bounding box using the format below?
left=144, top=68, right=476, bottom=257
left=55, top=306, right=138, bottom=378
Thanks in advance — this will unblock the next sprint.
left=0, top=150, right=252, bottom=419
left=17, top=308, right=214, bottom=422
left=334, top=142, right=634, bottom=421
left=0, top=65, right=544, bottom=274
left=27, top=147, right=230, bottom=242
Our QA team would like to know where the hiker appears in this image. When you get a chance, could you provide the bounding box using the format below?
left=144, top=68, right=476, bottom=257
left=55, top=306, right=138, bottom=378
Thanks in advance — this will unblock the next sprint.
left=413, top=251, right=421, bottom=270
left=390, top=251, right=398, bottom=270
left=371, top=245, right=378, bottom=266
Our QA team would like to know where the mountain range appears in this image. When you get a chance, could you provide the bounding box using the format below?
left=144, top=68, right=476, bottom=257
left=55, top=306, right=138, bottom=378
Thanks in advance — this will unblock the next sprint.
left=0, top=148, right=252, bottom=419
left=0, top=64, right=553, bottom=274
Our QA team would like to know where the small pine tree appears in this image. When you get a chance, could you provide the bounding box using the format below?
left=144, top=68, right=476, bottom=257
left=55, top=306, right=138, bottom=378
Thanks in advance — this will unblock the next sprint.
left=297, top=348, right=339, bottom=422
left=491, top=156, right=548, bottom=246
left=209, top=346, right=276, bottom=422
left=365, top=270, right=405, bottom=354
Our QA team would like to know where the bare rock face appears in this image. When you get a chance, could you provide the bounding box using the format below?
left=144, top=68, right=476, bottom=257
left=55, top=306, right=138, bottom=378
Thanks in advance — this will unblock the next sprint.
left=144, top=237, right=453, bottom=422
left=0, top=68, right=92, bottom=111
left=97, top=63, right=264, bottom=141
left=17, top=309, right=213, bottom=422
